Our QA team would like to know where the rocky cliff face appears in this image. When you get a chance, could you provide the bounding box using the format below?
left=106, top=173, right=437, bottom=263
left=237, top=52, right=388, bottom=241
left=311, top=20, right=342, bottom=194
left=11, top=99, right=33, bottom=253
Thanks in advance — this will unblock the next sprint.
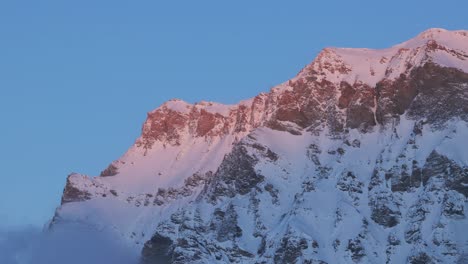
left=53, top=28, right=468, bottom=263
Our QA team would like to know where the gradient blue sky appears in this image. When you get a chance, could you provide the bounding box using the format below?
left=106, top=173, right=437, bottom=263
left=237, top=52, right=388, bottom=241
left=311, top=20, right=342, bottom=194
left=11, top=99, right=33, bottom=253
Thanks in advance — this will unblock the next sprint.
left=0, top=0, right=466, bottom=227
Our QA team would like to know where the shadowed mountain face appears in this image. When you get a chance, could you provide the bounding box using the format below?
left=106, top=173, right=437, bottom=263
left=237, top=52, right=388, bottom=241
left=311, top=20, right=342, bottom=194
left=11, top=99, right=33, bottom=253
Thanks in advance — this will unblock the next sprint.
left=53, top=28, right=468, bottom=263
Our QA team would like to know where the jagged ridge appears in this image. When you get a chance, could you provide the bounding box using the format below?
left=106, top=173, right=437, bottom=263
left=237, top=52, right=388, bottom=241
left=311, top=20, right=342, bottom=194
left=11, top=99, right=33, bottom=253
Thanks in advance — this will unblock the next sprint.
left=53, top=28, right=468, bottom=264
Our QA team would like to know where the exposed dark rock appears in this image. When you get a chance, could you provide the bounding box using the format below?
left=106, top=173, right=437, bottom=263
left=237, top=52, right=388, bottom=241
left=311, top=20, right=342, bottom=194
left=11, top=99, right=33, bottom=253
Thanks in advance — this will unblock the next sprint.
left=410, top=164, right=423, bottom=188
left=207, top=145, right=264, bottom=200
left=408, top=252, right=434, bottom=264
left=274, top=235, right=308, bottom=264
left=304, top=260, right=328, bottom=264
left=422, top=151, right=449, bottom=186
left=252, top=143, right=266, bottom=151
left=195, top=109, right=218, bottom=137
left=264, top=183, right=280, bottom=204
left=333, top=239, right=341, bottom=251
left=275, top=107, right=311, bottom=129
left=443, top=191, right=465, bottom=218
left=152, top=172, right=211, bottom=206
left=312, top=240, right=319, bottom=249
left=422, top=151, right=468, bottom=196
left=346, top=84, right=376, bottom=130
left=141, top=233, right=174, bottom=264
left=138, top=109, right=189, bottom=148
left=351, top=139, right=361, bottom=148
left=389, top=164, right=422, bottom=192
left=269, top=78, right=348, bottom=134
left=412, top=121, right=423, bottom=136
left=368, top=169, right=383, bottom=191
left=61, top=175, right=92, bottom=204
left=404, top=196, right=430, bottom=243
left=375, top=62, right=468, bottom=127
left=387, top=233, right=400, bottom=246
left=337, top=147, right=345, bottom=155
left=308, top=154, right=321, bottom=166
left=266, top=148, right=279, bottom=161
left=347, top=238, right=365, bottom=262
left=252, top=143, right=279, bottom=162
left=213, top=204, right=243, bottom=242
left=407, top=63, right=468, bottom=127
left=369, top=191, right=401, bottom=227
left=257, top=236, right=267, bottom=255
left=376, top=73, right=418, bottom=125
left=308, top=143, right=322, bottom=154
left=302, top=180, right=315, bottom=192
left=267, top=120, right=303, bottom=135
left=171, top=236, right=205, bottom=264
left=184, top=171, right=211, bottom=188
left=136, top=96, right=270, bottom=149
left=338, top=81, right=356, bottom=109
left=337, top=171, right=364, bottom=204
left=100, top=163, right=119, bottom=177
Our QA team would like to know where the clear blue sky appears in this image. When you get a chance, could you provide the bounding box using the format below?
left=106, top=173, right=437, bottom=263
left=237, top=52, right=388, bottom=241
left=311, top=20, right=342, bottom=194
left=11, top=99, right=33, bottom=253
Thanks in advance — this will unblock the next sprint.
left=0, top=0, right=466, bottom=227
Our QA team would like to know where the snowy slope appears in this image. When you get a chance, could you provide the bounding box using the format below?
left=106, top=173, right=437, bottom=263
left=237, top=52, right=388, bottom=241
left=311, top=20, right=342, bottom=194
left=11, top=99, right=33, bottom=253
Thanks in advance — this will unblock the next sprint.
left=299, top=28, right=468, bottom=87
left=52, top=28, right=468, bottom=263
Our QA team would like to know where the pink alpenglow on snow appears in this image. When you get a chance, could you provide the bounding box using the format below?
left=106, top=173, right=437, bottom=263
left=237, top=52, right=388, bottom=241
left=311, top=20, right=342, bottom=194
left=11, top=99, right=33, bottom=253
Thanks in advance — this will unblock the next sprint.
left=52, top=29, right=468, bottom=264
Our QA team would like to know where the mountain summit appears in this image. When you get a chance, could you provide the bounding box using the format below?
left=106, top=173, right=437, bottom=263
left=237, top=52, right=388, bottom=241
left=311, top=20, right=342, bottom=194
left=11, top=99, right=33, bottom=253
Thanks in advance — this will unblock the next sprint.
left=53, top=29, right=468, bottom=263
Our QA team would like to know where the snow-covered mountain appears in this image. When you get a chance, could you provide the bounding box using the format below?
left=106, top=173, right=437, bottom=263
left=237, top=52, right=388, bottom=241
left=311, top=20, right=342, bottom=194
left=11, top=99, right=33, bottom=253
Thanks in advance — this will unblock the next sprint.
left=52, top=28, right=468, bottom=263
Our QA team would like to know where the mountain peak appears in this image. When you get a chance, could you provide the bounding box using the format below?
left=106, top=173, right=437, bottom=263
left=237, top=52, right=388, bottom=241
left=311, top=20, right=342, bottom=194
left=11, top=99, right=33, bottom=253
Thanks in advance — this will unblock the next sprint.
left=159, top=99, right=192, bottom=114
left=398, top=27, right=468, bottom=49
left=53, top=29, right=468, bottom=263
left=143, top=29, right=468, bottom=148
left=414, top=27, right=468, bottom=40
left=419, top=27, right=448, bottom=36
left=300, top=28, right=468, bottom=87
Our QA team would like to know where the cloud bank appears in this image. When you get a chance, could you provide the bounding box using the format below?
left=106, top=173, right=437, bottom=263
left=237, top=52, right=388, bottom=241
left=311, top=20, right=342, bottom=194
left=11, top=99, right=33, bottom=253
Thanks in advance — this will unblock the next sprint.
left=0, top=223, right=139, bottom=264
